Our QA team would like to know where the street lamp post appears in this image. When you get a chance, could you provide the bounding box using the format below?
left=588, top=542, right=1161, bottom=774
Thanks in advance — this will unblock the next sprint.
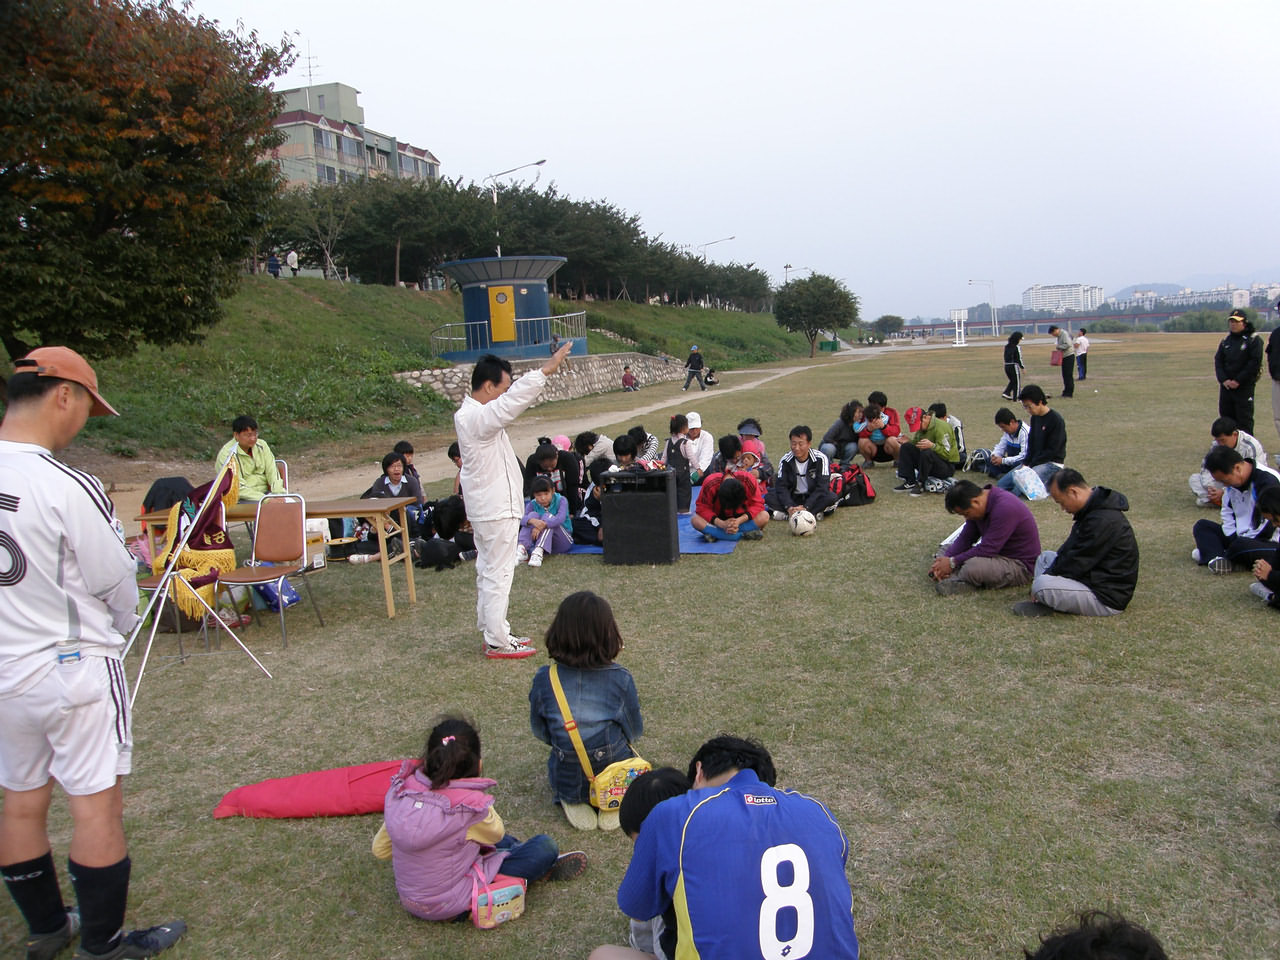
left=784, top=264, right=811, bottom=283
left=969, top=279, right=998, bottom=337
left=697, top=235, right=735, bottom=262
left=484, top=159, right=546, bottom=257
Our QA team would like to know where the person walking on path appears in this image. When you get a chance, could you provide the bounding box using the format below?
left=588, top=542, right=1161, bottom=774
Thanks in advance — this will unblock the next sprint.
left=1216, top=308, right=1264, bottom=435
left=682, top=346, right=706, bottom=392
left=1002, top=331, right=1024, bottom=400
left=286, top=249, right=299, bottom=277
left=455, top=343, right=571, bottom=659
left=0, top=347, right=186, bottom=960
left=1048, top=324, right=1074, bottom=398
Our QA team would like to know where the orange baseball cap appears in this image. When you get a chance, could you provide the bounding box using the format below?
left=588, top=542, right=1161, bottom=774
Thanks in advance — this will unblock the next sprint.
left=13, top=346, right=119, bottom=416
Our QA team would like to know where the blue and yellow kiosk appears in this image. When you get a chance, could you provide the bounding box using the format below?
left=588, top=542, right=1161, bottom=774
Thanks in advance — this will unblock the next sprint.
left=438, top=256, right=584, bottom=362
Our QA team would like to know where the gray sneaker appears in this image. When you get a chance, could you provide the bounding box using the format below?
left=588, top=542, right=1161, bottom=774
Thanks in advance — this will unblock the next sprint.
left=1208, top=556, right=1234, bottom=574
left=740, top=528, right=764, bottom=540
left=1250, top=581, right=1274, bottom=602
left=27, top=910, right=79, bottom=960
left=1011, top=600, right=1054, bottom=617
left=73, top=921, right=186, bottom=960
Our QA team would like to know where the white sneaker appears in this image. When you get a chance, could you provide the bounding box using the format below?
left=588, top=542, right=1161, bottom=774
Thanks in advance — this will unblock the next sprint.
left=1191, top=548, right=1201, bottom=563
left=1208, top=555, right=1234, bottom=574
left=528, top=548, right=544, bottom=567
left=1250, top=581, right=1274, bottom=602
left=516, top=545, right=528, bottom=564
left=771, top=509, right=787, bottom=521
left=485, top=637, right=537, bottom=660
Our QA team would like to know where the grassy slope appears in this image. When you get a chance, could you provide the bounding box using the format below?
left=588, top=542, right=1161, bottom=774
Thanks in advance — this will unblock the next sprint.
left=72, top=277, right=809, bottom=459
left=4, top=335, right=1275, bottom=960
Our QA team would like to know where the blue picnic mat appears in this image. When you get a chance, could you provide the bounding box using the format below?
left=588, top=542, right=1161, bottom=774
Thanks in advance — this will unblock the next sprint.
left=566, top=511, right=737, bottom=556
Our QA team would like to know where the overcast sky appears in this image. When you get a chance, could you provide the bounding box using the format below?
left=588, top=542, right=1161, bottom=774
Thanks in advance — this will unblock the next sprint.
left=191, top=0, right=1279, bottom=319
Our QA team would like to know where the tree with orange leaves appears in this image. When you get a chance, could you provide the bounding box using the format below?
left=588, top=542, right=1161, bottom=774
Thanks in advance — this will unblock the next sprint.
left=0, top=0, right=293, bottom=362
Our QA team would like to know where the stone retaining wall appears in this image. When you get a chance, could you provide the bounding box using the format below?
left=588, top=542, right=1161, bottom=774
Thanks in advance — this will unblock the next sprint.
left=395, top=352, right=686, bottom=406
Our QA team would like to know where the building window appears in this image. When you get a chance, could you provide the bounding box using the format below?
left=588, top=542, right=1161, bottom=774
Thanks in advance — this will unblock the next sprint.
left=317, top=94, right=325, bottom=111
left=316, top=163, right=337, bottom=184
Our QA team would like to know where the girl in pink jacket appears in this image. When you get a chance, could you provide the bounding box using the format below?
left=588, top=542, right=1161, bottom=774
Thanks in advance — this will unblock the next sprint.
left=375, top=716, right=586, bottom=921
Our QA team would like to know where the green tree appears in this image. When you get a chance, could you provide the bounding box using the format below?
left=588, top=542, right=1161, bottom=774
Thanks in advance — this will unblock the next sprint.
left=0, top=0, right=293, bottom=360
left=873, top=314, right=906, bottom=337
left=774, top=274, right=859, bottom=357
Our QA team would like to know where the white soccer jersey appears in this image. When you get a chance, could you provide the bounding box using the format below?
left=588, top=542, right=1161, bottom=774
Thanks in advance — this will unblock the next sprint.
left=0, top=440, right=139, bottom=697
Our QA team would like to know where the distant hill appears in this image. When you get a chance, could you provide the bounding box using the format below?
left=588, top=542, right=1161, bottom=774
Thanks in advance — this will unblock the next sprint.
left=1110, top=282, right=1183, bottom=300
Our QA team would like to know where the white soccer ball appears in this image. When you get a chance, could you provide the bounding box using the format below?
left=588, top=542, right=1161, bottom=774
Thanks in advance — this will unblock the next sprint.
left=789, top=509, right=817, bottom=536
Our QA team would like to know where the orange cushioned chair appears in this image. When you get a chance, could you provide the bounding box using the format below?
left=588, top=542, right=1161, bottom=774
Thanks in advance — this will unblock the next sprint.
left=216, top=493, right=323, bottom=648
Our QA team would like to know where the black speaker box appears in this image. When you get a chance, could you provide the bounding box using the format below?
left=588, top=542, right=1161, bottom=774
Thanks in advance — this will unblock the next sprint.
left=601, top=469, right=679, bottom=565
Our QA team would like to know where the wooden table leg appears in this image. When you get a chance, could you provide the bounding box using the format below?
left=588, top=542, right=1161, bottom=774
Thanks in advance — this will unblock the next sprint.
left=398, top=505, right=416, bottom=606
left=375, top=518, right=396, bottom=618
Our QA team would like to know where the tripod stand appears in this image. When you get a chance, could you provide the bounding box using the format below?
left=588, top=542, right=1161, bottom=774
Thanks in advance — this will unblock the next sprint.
left=124, top=457, right=272, bottom=706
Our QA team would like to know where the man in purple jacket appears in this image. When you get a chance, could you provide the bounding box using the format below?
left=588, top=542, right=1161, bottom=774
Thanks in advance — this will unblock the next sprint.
left=929, top=480, right=1041, bottom=595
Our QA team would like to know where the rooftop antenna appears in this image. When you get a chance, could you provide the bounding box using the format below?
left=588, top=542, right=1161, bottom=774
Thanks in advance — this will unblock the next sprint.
left=297, top=39, right=319, bottom=111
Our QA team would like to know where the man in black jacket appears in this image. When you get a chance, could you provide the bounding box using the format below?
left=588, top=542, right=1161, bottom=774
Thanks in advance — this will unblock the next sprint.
left=765, top=425, right=838, bottom=520
left=1215, top=308, right=1263, bottom=434
left=1265, top=299, right=1280, bottom=446
left=1013, top=468, right=1138, bottom=617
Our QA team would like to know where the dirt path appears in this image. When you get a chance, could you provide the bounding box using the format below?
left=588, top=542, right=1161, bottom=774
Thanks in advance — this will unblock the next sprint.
left=67, top=340, right=998, bottom=532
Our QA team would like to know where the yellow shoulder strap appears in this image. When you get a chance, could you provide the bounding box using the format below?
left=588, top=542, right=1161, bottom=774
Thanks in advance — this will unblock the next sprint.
left=548, top=664, right=596, bottom=783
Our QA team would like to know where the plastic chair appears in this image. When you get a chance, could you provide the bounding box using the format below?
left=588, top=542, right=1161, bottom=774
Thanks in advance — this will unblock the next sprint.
left=216, top=494, right=323, bottom=647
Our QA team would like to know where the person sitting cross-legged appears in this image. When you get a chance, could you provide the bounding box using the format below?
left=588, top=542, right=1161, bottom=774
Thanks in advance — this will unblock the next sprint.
left=856, top=391, right=902, bottom=468
left=1013, top=468, right=1138, bottom=617
left=894, top=402, right=960, bottom=494
left=996, top=385, right=1066, bottom=498
left=613, top=736, right=860, bottom=960
left=1192, top=444, right=1280, bottom=572
left=690, top=467, right=770, bottom=542
left=766, top=425, right=838, bottom=521
left=819, top=399, right=864, bottom=466
left=973, top=406, right=1029, bottom=478
left=1189, top=415, right=1268, bottom=508
left=930, top=480, right=1041, bottom=595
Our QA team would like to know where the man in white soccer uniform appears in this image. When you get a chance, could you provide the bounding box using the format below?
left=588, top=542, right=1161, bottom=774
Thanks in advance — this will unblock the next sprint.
left=0, top=347, right=184, bottom=960
left=454, top=343, right=570, bottom=659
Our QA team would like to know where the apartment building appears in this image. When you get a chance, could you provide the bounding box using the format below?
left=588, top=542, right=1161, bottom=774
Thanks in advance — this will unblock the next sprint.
left=271, top=82, right=440, bottom=188
left=1021, top=283, right=1106, bottom=313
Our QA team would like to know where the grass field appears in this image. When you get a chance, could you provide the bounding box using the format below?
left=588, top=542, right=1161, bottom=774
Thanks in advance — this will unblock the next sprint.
left=3, top=333, right=1278, bottom=960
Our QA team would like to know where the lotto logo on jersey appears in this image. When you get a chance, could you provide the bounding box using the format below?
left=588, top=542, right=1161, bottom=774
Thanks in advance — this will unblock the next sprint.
left=743, top=794, right=777, bottom=806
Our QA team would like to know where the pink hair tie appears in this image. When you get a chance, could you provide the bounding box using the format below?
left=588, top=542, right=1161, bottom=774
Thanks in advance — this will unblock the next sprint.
left=441, top=735, right=456, bottom=745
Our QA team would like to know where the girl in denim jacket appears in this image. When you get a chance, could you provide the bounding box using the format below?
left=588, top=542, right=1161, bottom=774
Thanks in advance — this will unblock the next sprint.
left=529, top=592, right=644, bottom=831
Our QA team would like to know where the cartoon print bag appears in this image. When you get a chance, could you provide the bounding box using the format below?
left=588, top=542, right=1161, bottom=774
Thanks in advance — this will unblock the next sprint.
left=471, top=866, right=526, bottom=929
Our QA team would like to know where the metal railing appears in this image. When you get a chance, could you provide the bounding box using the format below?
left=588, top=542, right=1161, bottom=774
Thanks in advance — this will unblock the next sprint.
left=430, top=311, right=586, bottom=358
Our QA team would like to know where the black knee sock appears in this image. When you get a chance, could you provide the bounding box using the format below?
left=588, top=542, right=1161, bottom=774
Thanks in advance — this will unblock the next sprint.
left=69, top=855, right=131, bottom=955
left=2, top=851, right=67, bottom=936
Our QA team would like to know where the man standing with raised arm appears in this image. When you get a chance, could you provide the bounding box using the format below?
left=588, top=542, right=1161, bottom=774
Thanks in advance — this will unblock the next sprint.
left=455, top=343, right=571, bottom=659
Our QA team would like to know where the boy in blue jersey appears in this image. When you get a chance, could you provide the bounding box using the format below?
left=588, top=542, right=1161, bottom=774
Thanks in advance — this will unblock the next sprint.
left=615, top=736, right=859, bottom=960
